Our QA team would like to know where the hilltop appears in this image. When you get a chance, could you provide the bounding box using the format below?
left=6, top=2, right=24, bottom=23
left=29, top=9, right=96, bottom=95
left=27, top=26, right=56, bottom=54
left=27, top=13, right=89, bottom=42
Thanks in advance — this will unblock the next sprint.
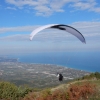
left=18, top=72, right=100, bottom=100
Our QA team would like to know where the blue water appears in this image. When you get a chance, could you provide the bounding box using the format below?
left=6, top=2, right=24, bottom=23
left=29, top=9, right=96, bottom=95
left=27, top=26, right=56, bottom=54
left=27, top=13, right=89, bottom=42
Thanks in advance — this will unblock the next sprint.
left=8, top=51, right=100, bottom=72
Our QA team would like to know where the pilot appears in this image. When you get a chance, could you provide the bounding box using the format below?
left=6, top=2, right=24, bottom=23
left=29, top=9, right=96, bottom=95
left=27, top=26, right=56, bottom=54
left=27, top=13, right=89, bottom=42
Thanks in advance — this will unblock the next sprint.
left=57, top=73, right=63, bottom=81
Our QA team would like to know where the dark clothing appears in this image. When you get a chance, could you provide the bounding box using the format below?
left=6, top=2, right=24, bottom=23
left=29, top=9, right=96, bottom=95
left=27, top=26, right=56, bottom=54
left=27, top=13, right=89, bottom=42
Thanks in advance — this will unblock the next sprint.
left=59, top=74, right=63, bottom=81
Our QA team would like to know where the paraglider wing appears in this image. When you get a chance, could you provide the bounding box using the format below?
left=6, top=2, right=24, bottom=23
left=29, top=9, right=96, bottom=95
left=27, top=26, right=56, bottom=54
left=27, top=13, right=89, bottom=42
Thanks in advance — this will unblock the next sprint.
left=30, top=24, right=86, bottom=43
left=30, top=24, right=58, bottom=41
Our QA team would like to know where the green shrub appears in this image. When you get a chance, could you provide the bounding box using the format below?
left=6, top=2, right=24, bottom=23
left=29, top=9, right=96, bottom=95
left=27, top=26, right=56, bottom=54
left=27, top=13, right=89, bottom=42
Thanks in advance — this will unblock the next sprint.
left=17, top=86, right=33, bottom=98
left=81, top=72, right=100, bottom=80
left=0, top=81, right=19, bottom=100
left=0, top=81, right=32, bottom=100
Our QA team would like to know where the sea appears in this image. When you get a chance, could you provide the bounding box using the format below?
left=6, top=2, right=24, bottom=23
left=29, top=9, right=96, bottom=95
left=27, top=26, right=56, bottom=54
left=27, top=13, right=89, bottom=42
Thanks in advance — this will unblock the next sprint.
left=7, top=51, right=100, bottom=72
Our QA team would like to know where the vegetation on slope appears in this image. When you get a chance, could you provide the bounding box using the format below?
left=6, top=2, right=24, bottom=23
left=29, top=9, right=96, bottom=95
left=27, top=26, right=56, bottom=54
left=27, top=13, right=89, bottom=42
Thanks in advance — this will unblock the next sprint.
left=0, top=81, right=32, bottom=100
left=0, top=72, right=100, bottom=100
left=23, top=80, right=100, bottom=100
left=81, top=72, right=100, bottom=80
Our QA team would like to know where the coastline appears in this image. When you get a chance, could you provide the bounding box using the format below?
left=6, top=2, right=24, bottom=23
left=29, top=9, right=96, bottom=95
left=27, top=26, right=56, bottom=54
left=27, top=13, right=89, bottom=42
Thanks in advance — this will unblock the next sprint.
left=0, top=51, right=100, bottom=72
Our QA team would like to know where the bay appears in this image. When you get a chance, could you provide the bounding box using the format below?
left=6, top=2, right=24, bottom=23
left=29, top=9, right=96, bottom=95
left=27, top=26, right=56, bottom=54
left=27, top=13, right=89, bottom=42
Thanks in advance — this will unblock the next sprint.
left=8, top=51, right=100, bottom=72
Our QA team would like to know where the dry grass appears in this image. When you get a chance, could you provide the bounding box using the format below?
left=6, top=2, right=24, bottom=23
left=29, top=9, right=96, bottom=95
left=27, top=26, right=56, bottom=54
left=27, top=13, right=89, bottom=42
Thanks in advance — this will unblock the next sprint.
left=67, top=82, right=96, bottom=100
left=22, top=81, right=100, bottom=100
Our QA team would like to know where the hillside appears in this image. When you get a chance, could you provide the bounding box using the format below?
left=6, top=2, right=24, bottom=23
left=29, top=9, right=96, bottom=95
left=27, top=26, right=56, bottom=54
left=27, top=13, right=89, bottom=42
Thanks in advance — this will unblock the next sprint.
left=0, top=72, right=100, bottom=100
left=22, top=76, right=100, bottom=100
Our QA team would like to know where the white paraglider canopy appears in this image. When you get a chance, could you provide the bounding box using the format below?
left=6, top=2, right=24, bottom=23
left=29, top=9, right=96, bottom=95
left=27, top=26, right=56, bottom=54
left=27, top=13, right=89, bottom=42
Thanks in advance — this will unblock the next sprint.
left=30, top=24, right=86, bottom=43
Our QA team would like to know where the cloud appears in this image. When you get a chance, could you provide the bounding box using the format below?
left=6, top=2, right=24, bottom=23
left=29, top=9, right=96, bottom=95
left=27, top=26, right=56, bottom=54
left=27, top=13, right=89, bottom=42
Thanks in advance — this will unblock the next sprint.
left=0, top=29, right=71, bottom=42
left=70, top=0, right=100, bottom=13
left=71, top=22, right=100, bottom=37
left=0, top=34, right=29, bottom=41
left=5, top=0, right=100, bottom=16
left=0, top=26, right=38, bottom=33
left=6, top=6, right=17, bottom=10
left=5, top=0, right=51, bottom=16
left=34, top=5, right=53, bottom=16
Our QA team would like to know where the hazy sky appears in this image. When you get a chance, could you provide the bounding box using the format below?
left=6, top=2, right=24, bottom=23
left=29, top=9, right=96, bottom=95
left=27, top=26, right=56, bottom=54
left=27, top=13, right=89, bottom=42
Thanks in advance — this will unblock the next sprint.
left=0, top=0, right=100, bottom=54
